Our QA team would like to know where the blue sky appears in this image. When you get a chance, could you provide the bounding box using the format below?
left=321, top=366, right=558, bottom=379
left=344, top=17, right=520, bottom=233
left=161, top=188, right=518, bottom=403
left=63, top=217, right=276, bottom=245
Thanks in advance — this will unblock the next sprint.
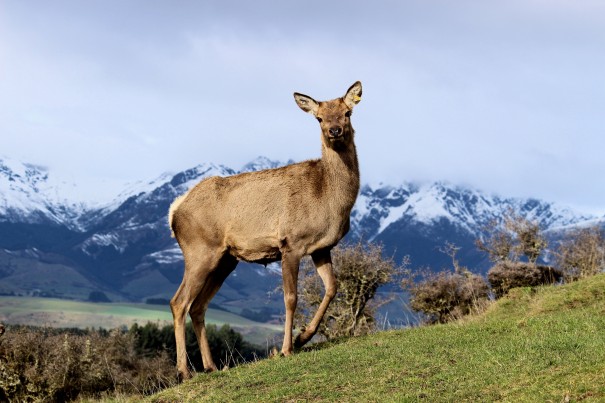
left=1, top=1, right=604, bottom=213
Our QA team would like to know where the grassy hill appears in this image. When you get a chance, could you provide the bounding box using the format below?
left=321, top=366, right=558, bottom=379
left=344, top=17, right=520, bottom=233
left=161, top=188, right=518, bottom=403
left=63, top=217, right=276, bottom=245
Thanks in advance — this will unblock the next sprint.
left=146, top=274, right=605, bottom=402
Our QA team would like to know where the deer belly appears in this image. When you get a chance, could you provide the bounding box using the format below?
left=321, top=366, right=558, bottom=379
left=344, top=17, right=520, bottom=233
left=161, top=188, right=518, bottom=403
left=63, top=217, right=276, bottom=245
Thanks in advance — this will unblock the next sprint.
left=227, top=237, right=281, bottom=264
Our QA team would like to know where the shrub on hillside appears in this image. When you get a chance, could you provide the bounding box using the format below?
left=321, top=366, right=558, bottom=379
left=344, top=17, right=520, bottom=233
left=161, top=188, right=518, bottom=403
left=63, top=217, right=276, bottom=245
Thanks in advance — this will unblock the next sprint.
left=476, top=213, right=547, bottom=264
left=404, top=243, right=490, bottom=324
left=554, top=226, right=605, bottom=281
left=406, top=270, right=490, bottom=324
left=487, top=261, right=563, bottom=298
left=0, top=326, right=174, bottom=402
left=0, top=323, right=264, bottom=401
left=296, top=242, right=407, bottom=340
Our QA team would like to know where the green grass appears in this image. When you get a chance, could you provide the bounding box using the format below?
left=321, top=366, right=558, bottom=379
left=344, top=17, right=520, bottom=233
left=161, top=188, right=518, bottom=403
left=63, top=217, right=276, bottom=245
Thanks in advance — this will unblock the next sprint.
left=0, top=297, right=281, bottom=345
left=146, top=274, right=605, bottom=402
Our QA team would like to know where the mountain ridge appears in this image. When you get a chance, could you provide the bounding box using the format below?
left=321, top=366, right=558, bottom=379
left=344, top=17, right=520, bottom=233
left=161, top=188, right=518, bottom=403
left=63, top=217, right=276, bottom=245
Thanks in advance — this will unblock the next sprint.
left=0, top=156, right=602, bottom=312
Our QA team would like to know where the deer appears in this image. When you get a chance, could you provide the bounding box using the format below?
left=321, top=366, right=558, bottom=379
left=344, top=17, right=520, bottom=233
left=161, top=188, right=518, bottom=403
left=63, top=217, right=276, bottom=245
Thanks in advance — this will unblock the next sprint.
left=168, top=81, right=362, bottom=380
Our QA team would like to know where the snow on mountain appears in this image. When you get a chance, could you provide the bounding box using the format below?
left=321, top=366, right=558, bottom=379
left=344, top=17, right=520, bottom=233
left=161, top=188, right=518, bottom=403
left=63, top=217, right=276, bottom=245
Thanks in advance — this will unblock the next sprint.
left=169, top=162, right=236, bottom=194
left=0, top=156, right=94, bottom=230
left=350, top=181, right=596, bottom=242
left=2, top=154, right=599, bottom=243
left=240, top=156, right=289, bottom=173
left=104, top=171, right=176, bottom=212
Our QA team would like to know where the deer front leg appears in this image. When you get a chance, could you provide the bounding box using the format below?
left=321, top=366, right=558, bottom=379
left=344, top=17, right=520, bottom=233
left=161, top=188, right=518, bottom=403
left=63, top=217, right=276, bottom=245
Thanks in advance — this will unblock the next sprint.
left=280, top=252, right=301, bottom=356
left=295, top=248, right=336, bottom=348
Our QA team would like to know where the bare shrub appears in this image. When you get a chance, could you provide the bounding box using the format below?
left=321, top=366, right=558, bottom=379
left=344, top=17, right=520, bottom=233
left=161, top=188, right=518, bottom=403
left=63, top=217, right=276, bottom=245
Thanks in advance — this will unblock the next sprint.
left=487, top=261, right=563, bottom=298
left=405, top=269, right=490, bottom=324
left=506, top=215, right=547, bottom=264
left=296, top=242, right=407, bottom=340
left=554, top=225, right=605, bottom=281
left=476, top=212, right=547, bottom=264
left=403, top=242, right=490, bottom=324
left=0, top=326, right=176, bottom=402
left=476, top=218, right=515, bottom=263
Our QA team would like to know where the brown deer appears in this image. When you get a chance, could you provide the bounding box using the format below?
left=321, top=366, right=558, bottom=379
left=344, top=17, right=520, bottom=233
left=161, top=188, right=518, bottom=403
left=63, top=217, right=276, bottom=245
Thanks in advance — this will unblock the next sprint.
left=168, top=81, right=362, bottom=380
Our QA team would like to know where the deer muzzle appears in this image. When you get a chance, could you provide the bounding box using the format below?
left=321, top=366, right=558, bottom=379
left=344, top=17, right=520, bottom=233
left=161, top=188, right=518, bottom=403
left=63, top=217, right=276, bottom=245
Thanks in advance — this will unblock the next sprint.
left=328, top=126, right=343, bottom=139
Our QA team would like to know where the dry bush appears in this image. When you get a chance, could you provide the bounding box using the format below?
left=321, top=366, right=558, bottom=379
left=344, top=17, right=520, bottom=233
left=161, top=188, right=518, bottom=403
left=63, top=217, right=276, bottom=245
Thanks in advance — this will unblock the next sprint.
left=476, top=213, right=547, bottom=264
left=506, top=216, right=547, bottom=264
left=296, top=242, right=407, bottom=340
left=476, top=218, right=514, bottom=263
left=406, top=270, right=490, bottom=324
left=487, top=261, right=563, bottom=298
left=0, top=326, right=175, bottom=402
left=554, top=225, right=605, bottom=281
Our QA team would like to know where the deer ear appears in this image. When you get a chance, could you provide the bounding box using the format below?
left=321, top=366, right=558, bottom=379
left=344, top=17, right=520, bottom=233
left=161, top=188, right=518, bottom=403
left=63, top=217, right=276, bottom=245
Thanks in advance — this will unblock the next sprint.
left=343, top=81, right=362, bottom=109
left=294, top=92, right=319, bottom=116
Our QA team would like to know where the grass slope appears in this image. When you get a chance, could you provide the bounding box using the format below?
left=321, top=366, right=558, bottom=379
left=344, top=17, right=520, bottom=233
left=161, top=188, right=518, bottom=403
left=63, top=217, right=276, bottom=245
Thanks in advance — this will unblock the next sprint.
left=0, top=297, right=280, bottom=345
left=147, top=274, right=605, bottom=402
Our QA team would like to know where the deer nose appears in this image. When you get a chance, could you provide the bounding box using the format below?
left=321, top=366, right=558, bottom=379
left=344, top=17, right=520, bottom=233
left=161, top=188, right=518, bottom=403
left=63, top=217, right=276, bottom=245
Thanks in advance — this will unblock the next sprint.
left=329, top=127, right=343, bottom=137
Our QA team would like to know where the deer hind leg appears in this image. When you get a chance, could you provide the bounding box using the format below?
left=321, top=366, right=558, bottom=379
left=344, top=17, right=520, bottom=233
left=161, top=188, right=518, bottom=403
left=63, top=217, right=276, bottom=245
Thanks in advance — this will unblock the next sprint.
left=189, top=253, right=238, bottom=372
left=294, top=249, right=336, bottom=348
left=170, top=245, right=225, bottom=381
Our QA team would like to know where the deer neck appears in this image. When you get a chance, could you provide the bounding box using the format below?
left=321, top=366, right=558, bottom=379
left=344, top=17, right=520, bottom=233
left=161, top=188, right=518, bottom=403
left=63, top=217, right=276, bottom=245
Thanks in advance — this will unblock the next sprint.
left=320, top=139, right=360, bottom=212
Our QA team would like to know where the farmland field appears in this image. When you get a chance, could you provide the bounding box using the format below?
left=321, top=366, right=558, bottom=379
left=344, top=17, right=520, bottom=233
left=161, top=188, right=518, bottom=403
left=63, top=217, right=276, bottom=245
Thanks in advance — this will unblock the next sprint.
left=0, top=296, right=281, bottom=345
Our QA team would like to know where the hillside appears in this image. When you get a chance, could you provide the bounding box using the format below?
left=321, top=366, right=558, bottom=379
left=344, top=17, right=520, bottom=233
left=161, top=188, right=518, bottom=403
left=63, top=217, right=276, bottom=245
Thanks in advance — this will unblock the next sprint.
left=146, top=274, right=605, bottom=402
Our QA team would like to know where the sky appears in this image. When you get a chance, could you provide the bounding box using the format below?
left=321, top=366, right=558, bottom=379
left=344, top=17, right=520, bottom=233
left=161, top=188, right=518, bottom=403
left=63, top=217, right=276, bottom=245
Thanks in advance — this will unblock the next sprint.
left=1, top=1, right=604, bottom=214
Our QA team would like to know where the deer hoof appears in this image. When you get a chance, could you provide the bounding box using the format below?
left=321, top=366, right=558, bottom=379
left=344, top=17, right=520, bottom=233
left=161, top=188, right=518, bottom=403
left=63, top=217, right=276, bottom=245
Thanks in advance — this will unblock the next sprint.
left=177, top=369, right=192, bottom=383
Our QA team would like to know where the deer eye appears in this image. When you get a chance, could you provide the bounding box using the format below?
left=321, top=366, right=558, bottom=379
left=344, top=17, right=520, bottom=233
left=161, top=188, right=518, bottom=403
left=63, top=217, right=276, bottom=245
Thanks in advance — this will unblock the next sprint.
left=316, top=117, right=323, bottom=123
left=345, top=110, right=352, bottom=118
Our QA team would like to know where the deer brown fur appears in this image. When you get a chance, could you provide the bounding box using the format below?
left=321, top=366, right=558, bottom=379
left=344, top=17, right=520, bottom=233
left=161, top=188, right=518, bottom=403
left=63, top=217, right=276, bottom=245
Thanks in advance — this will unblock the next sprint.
left=168, top=81, right=362, bottom=380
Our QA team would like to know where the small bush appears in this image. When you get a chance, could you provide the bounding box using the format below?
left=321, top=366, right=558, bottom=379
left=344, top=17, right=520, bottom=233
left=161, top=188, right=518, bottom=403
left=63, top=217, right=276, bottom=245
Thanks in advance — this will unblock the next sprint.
left=296, top=242, right=407, bottom=340
left=406, top=270, right=490, bottom=324
left=488, top=261, right=563, bottom=298
left=554, top=226, right=605, bottom=281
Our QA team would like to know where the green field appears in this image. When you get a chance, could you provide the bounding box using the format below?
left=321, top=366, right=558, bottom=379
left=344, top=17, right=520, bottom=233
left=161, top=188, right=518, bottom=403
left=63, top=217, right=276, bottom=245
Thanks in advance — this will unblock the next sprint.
left=146, top=274, right=605, bottom=402
left=0, top=297, right=281, bottom=345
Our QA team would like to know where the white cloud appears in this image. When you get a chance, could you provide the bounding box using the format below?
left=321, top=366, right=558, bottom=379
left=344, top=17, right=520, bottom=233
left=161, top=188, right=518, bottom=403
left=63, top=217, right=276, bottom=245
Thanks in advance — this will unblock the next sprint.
left=1, top=1, right=604, bottom=213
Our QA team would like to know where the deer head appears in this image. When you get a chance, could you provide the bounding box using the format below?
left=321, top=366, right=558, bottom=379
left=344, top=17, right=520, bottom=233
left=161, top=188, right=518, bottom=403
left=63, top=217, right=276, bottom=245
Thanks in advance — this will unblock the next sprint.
left=294, top=81, right=362, bottom=150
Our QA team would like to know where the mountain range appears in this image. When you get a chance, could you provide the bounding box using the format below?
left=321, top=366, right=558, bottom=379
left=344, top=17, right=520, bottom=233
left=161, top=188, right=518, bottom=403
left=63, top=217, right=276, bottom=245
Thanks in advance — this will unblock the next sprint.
left=1, top=155, right=602, bottom=318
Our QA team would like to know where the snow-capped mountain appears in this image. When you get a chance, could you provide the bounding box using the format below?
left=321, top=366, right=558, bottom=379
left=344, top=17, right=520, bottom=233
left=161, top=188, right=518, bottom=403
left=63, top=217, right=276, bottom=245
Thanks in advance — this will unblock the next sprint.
left=0, top=155, right=602, bottom=305
left=351, top=182, right=592, bottom=242
left=0, top=156, right=96, bottom=230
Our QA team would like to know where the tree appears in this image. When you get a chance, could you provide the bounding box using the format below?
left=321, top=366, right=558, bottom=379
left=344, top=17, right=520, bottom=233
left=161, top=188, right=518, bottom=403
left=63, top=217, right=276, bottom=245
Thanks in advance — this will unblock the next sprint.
left=296, top=242, right=407, bottom=340
left=555, top=225, right=605, bottom=281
